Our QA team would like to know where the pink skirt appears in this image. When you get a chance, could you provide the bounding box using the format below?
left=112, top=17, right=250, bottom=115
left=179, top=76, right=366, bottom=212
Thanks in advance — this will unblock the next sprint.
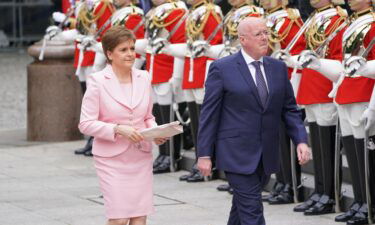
left=93, top=145, right=154, bottom=219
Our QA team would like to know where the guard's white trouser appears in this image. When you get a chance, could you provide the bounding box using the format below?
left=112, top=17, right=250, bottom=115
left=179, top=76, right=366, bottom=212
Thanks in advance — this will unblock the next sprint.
left=305, top=103, right=338, bottom=126
left=337, top=102, right=375, bottom=139
left=76, top=66, right=93, bottom=82
left=152, top=82, right=185, bottom=105
left=183, top=88, right=205, bottom=104
left=92, top=51, right=106, bottom=73
left=182, top=59, right=213, bottom=104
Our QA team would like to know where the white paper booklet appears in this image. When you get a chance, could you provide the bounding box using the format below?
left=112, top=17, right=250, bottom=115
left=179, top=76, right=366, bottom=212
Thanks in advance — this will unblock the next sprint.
left=140, top=121, right=183, bottom=140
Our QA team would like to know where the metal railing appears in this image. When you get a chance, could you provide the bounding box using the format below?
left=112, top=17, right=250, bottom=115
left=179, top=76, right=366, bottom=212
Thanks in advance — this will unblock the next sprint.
left=0, top=0, right=53, bottom=48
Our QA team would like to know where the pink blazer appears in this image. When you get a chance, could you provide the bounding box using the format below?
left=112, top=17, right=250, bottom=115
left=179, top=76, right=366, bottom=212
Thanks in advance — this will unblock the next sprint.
left=78, top=64, right=157, bottom=157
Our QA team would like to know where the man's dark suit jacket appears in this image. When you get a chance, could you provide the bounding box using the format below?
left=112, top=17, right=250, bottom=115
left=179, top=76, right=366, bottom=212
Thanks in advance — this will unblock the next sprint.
left=197, top=51, right=308, bottom=175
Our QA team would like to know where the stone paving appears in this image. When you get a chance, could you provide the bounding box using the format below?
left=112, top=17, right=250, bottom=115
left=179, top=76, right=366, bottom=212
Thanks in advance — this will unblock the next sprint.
left=0, top=51, right=341, bottom=225
left=0, top=136, right=340, bottom=225
left=0, top=51, right=31, bottom=131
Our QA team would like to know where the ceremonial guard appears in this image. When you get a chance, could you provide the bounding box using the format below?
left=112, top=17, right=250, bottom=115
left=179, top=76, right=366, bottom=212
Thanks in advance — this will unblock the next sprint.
left=91, top=0, right=145, bottom=72
left=282, top=0, right=347, bottom=215
left=137, top=0, right=188, bottom=174
left=205, top=0, right=264, bottom=59
left=73, top=0, right=114, bottom=156
left=40, top=0, right=114, bottom=156
left=168, top=0, right=223, bottom=182
left=260, top=0, right=305, bottom=204
left=299, top=0, right=375, bottom=223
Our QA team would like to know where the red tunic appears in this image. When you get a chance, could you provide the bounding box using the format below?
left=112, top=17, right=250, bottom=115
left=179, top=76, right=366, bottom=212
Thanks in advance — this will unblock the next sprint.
left=146, top=8, right=186, bottom=84
left=297, top=15, right=345, bottom=105
left=276, top=16, right=305, bottom=79
left=125, top=14, right=145, bottom=39
left=125, top=13, right=145, bottom=59
left=73, top=1, right=114, bottom=68
left=62, top=0, right=70, bottom=13
left=335, top=23, right=375, bottom=104
left=182, top=12, right=223, bottom=89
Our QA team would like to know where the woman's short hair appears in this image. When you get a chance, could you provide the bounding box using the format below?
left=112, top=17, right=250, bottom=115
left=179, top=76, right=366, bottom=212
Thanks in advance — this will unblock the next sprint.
left=101, top=26, right=136, bottom=63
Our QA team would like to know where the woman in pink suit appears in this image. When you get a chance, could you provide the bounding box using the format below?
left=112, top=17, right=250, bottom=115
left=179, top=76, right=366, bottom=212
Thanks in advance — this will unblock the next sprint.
left=79, top=26, right=166, bottom=225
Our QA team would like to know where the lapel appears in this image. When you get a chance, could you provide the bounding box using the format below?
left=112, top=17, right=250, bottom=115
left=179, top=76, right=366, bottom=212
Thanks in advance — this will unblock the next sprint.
left=131, top=67, right=146, bottom=109
left=102, top=64, right=145, bottom=109
left=235, top=53, right=274, bottom=111
left=262, top=56, right=274, bottom=110
left=235, top=51, right=263, bottom=108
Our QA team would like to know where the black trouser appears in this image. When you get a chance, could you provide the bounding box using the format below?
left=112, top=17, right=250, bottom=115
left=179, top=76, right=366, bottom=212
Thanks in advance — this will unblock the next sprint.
left=342, top=135, right=363, bottom=202
left=308, top=122, right=336, bottom=198
left=152, top=103, right=182, bottom=160
left=187, top=101, right=201, bottom=159
left=277, top=123, right=301, bottom=188
left=354, top=137, right=375, bottom=204
left=318, top=125, right=336, bottom=198
left=309, top=122, right=324, bottom=195
left=80, top=82, right=87, bottom=95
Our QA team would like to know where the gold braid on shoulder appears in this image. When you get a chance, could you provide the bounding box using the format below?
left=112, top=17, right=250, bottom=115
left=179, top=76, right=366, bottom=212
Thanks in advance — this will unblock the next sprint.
left=305, top=6, right=346, bottom=50
left=187, top=3, right=221, bottom=41
left=77, top=0, right=114, bottom=34
left=268, top=8, right=302, bottom=51
left=151, top=3, right=184, bottom=29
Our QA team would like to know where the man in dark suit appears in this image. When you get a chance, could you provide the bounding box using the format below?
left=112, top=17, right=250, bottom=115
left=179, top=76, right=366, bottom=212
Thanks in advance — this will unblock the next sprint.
left=197, top=17, right=311, bottom=225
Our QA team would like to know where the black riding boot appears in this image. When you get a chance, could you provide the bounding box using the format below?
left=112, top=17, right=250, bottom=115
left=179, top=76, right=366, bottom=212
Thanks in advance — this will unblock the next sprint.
left=294, top=122, right=323, bottom=212
left=304, top=125, right=336, bottom=215
left=335, top=135, right=362, bottom=222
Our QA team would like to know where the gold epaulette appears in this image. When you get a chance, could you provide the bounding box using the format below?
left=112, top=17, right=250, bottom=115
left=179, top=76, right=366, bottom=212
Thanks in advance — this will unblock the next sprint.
left=336, top=6, right=348, bottom=18
left=68, top=18, right=77, bottom=29
left=151, top=2, right=184, bottom=29
left=187, top=2, right=222, bottom=41
left=286, top=8, right=300, bottom=21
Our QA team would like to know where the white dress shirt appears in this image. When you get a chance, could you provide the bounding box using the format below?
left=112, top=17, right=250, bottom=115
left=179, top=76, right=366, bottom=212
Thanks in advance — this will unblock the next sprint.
left=240, top=49, right=269, bottom=91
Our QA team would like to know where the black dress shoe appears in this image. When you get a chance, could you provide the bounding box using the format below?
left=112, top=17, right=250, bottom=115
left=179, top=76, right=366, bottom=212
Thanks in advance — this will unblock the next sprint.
left=186, top=171, right=204, bottom=182
left=228, top=187, right=234, bottom=195
left=74, top=137, right=93, bottom=155
left=347, top=204, right=370, bottom=225
left=83, top=149, right=93, bottom=157
left=179, top=173, right=192, bottom=181
left=153, top=156, right=171, bottom=174
left=304, top=195, right=334, bottom=216
left=347, top=212, right=368, bottom=225
left=293, top=193, right=321, bottom=212
left=217, top=184, right=231, bottom=192
left=153, top=155, right=166, bottom=169
left=335, top=202, right=360, bottom=222
left=268, top=184, right=294, bottom=205
left=262, top=182, right=285, bottom=202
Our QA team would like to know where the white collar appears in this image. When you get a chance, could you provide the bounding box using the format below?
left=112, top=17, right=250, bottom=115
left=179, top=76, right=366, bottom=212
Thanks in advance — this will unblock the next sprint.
left=241, top=49, right=264, bottom=65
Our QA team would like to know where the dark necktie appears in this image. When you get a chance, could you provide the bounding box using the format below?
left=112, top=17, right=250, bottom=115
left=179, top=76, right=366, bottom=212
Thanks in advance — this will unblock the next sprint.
left=251, top=61, right=268, bottom=107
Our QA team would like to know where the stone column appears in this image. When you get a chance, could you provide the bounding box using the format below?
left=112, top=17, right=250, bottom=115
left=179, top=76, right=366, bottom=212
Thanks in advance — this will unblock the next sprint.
left=27, top=40, right=83, bottom=141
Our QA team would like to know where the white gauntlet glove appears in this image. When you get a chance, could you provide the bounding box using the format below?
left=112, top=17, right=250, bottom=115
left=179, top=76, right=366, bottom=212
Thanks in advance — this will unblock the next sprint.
left=150, top=38, right=168, bottom=55
left=77, top=35, right=97, bottom=51
left=191, top=40, right=208, bottom=58
left=52, top=12, right=67, bottom=24
left=361, top=108, right=375, bottom=131
left=344, top=56, right=367, bottom=77
left=45, top=25, right=62, bottom=40
left=297, top=50, right=321, bottom=70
